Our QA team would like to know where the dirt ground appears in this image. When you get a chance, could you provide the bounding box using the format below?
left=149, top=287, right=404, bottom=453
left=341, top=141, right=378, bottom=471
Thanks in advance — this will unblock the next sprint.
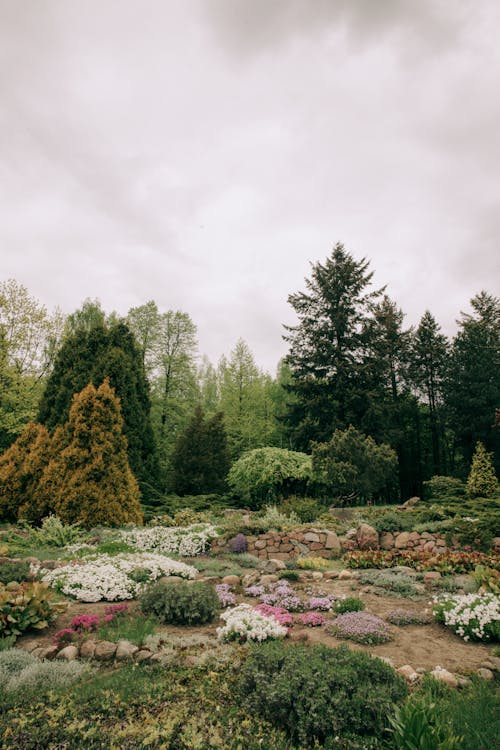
left=19, top=575, right=496, bottom=675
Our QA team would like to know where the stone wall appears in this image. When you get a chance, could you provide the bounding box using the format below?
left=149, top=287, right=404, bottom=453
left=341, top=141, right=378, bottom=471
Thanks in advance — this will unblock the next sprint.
left=210, top=528, right=342, bottom=560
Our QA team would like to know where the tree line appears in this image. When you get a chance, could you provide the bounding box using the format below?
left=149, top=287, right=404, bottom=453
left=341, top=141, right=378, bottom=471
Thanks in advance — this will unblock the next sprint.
left=0, top=244, right=498, bottom=512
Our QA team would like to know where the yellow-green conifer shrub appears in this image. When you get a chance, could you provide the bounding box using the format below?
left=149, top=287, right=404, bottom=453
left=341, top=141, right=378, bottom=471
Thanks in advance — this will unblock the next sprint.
left=466, top=441, right=498, bottom=498
left=0, top=422, right=52, bottom=521
left=39, top=379, right=143, bottom=528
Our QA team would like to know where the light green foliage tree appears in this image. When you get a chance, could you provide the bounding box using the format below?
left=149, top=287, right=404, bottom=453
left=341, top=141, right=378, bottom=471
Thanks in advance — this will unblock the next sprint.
left=0, top=422, right=52, bottom=521
left=218, top=339, right=276, bottom=457
left=227, top=446, right=312, bottom=507
left=466, top=442, right=498, bottom=498
left=197, top=355, right=219, bottom=415
left=126, top=300, right=161, bottom=376
left=0, top=280, right=65, bottom=448
left=312, top=424, right=398, bottom=503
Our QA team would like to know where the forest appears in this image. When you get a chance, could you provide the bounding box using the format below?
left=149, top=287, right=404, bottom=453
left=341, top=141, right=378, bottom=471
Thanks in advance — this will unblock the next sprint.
left=0, top=244, right=498, bottom=521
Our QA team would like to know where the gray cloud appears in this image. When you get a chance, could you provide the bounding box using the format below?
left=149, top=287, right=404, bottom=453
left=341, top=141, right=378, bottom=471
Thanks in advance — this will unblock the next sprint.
left=0, top=1, right=498, bottom=372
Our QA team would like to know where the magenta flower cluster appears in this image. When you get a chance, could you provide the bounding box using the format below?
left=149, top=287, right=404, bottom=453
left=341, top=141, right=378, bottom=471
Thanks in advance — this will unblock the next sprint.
left=254, top=604, right=294, bottom=628
left=216, top=583, right=236, bottom=608
left=53, top=604, right=129, bottom=647
left=298, top=611, right=326, bottom=627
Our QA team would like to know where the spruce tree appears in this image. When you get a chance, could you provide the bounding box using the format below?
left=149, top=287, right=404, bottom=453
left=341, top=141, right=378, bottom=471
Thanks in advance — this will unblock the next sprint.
left=466, top=442, right=498, bottom=498
left=37, top=380, right=143, bottom=527
left=0, top=422, right=51, bottom=521
left=38, top=321, right=159, bottom=498
left=171, top=405, right=230, bottom=495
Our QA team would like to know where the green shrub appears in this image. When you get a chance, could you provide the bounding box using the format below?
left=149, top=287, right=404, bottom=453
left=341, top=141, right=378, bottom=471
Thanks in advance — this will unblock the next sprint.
left=228, top=447, right=313, bottom=507
left=245, top=505, right=300, bottom=533
left=359, top=570, right=419, bottom=597
left=423, top=476, right=465, bottom=501
left=371, top=511, right=415, bottom=533
left=466, top=442, right=498, bottom=498
left=0, top=561, right=31, bottom=585
left=279, top=571, right=300, bottom=582
left=279, top=497, right=322, bottom=523
left=0, top=582, right=65, bottom=637
left=236, top=642, right=407, bottom=746
left=334, top=597, right=365, bottom=613
left=140, top=580, right=219, bottom=625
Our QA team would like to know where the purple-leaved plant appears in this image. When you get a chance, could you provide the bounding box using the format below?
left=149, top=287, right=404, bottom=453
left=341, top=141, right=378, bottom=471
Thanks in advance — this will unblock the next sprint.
left=228, top=533, right=247, bottom=553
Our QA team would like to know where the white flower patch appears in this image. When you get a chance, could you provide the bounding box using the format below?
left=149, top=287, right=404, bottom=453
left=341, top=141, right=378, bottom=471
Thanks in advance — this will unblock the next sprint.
left=42, top=553, right=197, bottom=602
left=432, top=592, right=500, bottom=642
left=217, top=604, right=288, bottom=643
left=121, top=524, right=218, bottom=557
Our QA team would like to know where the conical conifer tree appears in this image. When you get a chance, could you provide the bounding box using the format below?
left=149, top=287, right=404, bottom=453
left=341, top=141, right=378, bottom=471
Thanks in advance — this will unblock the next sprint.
left=0, top=422, right=51, bottom=521
left=466, top=441, right=498, bottom=498
left=38, top=379, right=143, bottom=527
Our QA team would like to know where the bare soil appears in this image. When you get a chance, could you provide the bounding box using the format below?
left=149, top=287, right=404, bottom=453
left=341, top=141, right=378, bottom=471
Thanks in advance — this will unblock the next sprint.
left=18, top=575, right=496, bottom=675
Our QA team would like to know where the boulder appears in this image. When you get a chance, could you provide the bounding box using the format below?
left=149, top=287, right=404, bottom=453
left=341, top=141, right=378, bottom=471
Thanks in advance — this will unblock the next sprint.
left=477, top=668, right=494, bottom=680
left=57, top=645, right=79, bottom=661
left=304, top=532, right=320, bottom=543
left=115, top=640, right=139, bottom=661
left=394, top=532, right=411, bottom=549
left=324, top=532, right=341, bottom=554
left=430, top=666, right=458, bottom=688
left=94, top=640, right=117, bottom=661
left=323, top=570, right=339, bottom=580
left=311, top=572, right=323, bottom=581
left=39, top=645, right=59, bottom=660
left=222, top=575, right=240, bottom=586
left=79, top=640, right=96, bottom=659
left=338, top=569, right=354, bottom=580
left=259, top=574, right=278, bottom=585
left=380, top=532, right=395, bottom=550
left=267, top=559, right=286, bottom=571
left=134, top=649, right=153, bottom=663
left=397, top=665, right=419, bottom=683
left=356, top=524, right=378, bottom=550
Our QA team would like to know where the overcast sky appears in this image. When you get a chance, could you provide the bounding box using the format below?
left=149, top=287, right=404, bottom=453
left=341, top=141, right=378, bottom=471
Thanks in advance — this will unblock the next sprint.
left=1, top=0, right=499, bottom=373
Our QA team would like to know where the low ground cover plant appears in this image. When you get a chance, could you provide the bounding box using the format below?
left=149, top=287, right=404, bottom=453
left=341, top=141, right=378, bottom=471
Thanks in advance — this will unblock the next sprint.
left=215, top=583, right=236, bottom=607
left=217, top=603, right=288, bottom=642
left=386, top=608, right=432, bottom=626
left=333, top=597, right=365, bottom=614
left=0, top=560, right=31, bottom=585
left=140, top=580, right=219, bottom=625
left=121, top=523, right=219, bottom=557
left=358, top=570, right=420, bottom=598
left=42, top=553, right=197, bottom=602
left=328, top=611, right=393, bottom=644
left=236, top=641, right=407, bottom=747
left=0, top=648, right=89, bottom=696
left=432, top=592, right=500, bottom=642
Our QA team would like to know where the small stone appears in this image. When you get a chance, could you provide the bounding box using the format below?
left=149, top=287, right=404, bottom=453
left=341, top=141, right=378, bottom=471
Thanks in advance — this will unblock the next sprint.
left=424, top=571, right=441, bottom=583
left=254, top=540, right=267, bottom=550
left=94, top=640, right=117, bottom=661
left=416, top=667, right=426, bottom=674
left=79, top=640, right=96, bottom=659
left=134, top=649, right=153, bottom=663
left=356, top=524, right=379, bottom=550
left=39, top=645, right=59, bottom=660
left=481, top=656, right=500, bottom=671
left=30, top=647, right=45, bottom=658
left=457, top=676, right=471, bottom=688
left=259, top=574, right=278, bottom=584
left=304, top=532, right=320, bottom=543
left=380, top=532, right=395, bottom=550
left=395, top=532, right=411, bottom=549
left=397, top=665, right=419, bottom=682
left=20, top=640, right=42, bottom=653
left=338, top=569, right=353, bottom=580
left=311, top=571, right=323, bottom=581
left=324, top=532, right=341, bottom=553
left=57, top=645, right=79, bottom=661
left=477, top=668, right=494, bottom=680
left=242, top=572, right=260, bottom=587
left=222, top=575, right=240, bottom=586
left=430, top=666, right=458, bottom=688
left=323, top=570, right=339, bottom=580
left=268, top=558, right=286, bottom=570
left=115, top=640, right=139, bottom=661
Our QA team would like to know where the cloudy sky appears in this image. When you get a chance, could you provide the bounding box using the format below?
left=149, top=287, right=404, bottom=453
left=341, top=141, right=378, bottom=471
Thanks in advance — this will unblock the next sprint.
left=1, top=0, right=499, bottom=373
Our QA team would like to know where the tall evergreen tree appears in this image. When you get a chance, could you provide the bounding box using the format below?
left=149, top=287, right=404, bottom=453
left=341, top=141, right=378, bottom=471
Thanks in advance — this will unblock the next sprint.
left=409, top=311, right=449, bottom=475
left=283, top=244, right=384, bottom=449
left=444, top=291, right=499, bottom=473
left=0, top=422, right=51, bottom=521
left=170, top=405, right=230, bottom=495
left=36, top=380, right=143, bottom=527
left=37, top=320, right=159, bottom=499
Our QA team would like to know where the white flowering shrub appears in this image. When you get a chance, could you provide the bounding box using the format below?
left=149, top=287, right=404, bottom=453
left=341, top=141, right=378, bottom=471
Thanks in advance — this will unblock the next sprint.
left=217, top=604, right=288, bottom=643
left=121, top=524, right=218, bottom=557
left=433, top=592, right=500, bottom=642
left=42, top=553, right=197, bottom=602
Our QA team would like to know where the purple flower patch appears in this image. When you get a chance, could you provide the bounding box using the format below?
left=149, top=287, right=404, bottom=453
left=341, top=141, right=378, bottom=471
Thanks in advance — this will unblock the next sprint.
left=297, top=611, right=326, bottom=627
left=329, top=612, right=392, bottom=644
left=216, top=583, right=236, bottom=608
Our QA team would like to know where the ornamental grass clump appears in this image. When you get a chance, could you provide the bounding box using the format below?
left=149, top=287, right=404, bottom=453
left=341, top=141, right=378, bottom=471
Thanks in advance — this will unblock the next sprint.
left=329, top=611, right=393, bottom=644
left=432, top=592, right=500, bottom=642
left=140, top=580, right=219, bottom=625
left=217, top=604, right=288, bottom=642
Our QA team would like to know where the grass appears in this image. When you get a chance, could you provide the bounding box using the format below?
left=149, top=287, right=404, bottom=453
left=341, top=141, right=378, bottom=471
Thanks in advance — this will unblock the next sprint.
left=96, top=613, right=158, bottom=646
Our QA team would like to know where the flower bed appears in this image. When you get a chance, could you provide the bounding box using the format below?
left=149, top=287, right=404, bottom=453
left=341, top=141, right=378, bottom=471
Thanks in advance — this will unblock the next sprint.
left=121, top=524, right=218, bottom=557
left=42, top=554, right=197, bottom=602
left=328, top=611, right=393, bottom=644
left=345, top=548, right=499, bottom=573
left=217, top=604, right=288, bottom=642
left=432, top=592, right=500, bottom=642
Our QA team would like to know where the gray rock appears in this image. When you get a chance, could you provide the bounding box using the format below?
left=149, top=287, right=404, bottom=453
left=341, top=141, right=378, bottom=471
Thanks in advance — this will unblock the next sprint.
left=397, top=665, right=419, bottom=682
left=268, top=558, right=286, bottom=571
left=304, top=532, right=320, bottom=543
left=115, top=640, right=139, bottom=661
left=57, top=645, right=79, bottom=661
left=39, top=645, right=59, bottom=660
left=477, top=668, right=494, bottom=680
left=94, top=640, right=117, bottom=661
left=79, top=640, right=96, bottom=659
left=134, top=649, right=153, bottom=663
left=430, top=667, right=458, bottom=688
